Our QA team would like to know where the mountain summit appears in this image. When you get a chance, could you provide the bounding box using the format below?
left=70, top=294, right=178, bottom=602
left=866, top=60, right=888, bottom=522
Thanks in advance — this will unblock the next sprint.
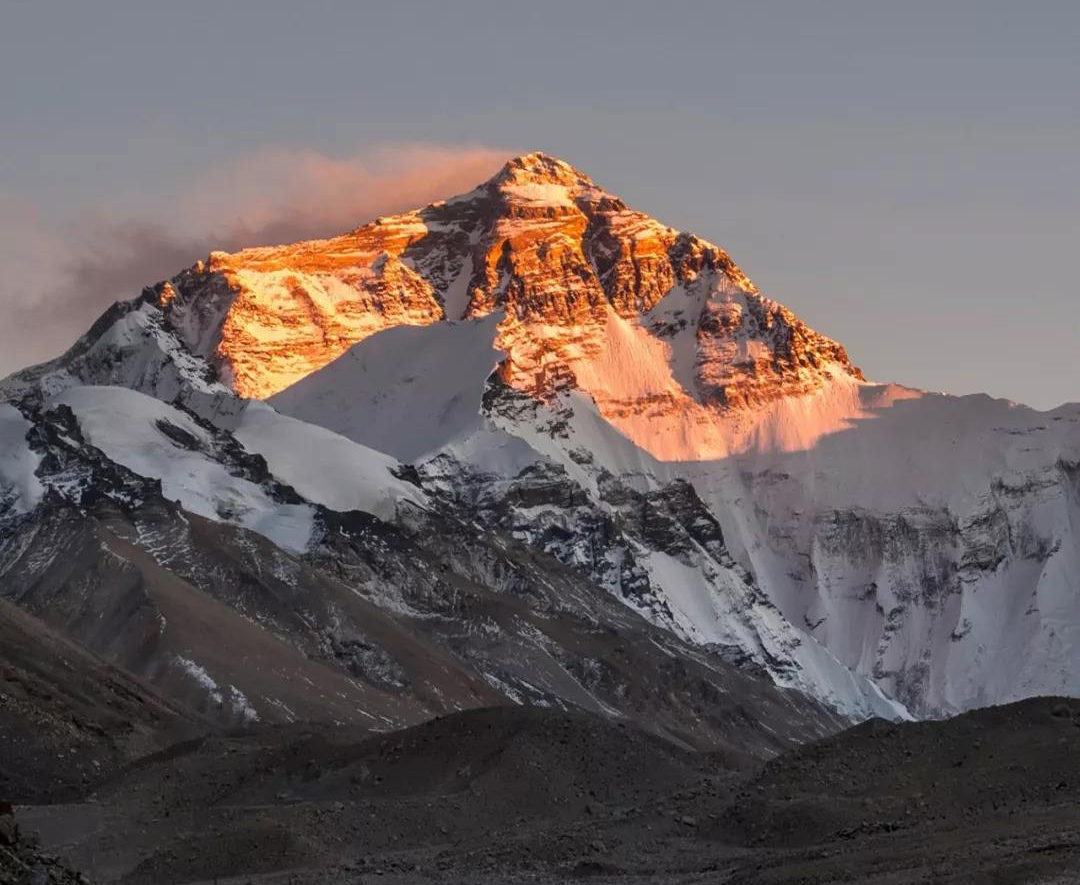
left=111, top=152, right=862, bottom=455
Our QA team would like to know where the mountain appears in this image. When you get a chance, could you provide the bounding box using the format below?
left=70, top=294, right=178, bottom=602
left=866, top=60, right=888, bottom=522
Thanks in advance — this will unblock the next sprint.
left=2, top=152, right=1078, bottom=726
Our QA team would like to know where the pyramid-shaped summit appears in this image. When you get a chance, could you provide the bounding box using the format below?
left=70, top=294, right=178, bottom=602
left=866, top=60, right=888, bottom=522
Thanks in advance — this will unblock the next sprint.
left=5, top=153, right=861, bottom=455
left=488, top=151, right=597, bottom=187
left=130, top=152, right=859, bottom=412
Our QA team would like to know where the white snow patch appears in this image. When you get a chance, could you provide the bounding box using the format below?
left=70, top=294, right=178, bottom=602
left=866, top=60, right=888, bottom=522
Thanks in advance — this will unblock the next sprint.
left=172, top=655, right=259, bottom=721
left=500, top=182, right=576, bottom=207
left=172, top=654, right=223, bottom=705
left=441, top=255, right=474, bottom=321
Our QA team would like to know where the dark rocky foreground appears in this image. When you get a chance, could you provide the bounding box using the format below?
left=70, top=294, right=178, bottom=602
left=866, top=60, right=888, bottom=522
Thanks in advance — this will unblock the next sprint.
left=1, top=813, right=88, bottom=885
left=5, top=698, right=1080, bottom=884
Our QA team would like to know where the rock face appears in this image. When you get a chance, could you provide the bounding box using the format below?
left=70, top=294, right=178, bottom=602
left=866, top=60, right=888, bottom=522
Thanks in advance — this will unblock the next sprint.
left=2, top=152, right=1079, bottom=722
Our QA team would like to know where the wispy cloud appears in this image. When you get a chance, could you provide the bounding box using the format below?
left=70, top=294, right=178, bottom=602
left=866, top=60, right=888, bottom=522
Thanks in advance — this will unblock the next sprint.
left=0, top=144, right=509, bottom=376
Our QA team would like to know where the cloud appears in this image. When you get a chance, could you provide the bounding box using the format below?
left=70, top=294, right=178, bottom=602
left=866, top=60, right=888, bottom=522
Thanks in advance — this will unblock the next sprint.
left=0, top=144, right=509, bottom=377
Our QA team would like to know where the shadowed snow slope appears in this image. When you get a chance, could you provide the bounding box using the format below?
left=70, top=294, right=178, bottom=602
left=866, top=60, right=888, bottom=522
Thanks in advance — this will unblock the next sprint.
left=691, top=391, right=1080, bottom=715
left=271, top=313, right=504, bottom=462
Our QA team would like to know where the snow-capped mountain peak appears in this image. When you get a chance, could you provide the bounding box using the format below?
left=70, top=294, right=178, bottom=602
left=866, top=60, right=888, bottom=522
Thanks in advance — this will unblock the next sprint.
left=37, top=152, right=861, bottom=452
left=3, top=153, right=1078, bottom=723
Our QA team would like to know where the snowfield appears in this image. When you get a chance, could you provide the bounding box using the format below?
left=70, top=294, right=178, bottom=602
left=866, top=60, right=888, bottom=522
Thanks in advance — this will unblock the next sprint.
left=268, top=309, right=1080, bottom=717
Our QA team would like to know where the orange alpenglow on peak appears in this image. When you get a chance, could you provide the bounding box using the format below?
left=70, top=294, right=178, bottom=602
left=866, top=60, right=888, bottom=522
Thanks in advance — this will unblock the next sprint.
left=490, top=152, right=596, bottom=187
left=142, top=154, right=861, bottom=455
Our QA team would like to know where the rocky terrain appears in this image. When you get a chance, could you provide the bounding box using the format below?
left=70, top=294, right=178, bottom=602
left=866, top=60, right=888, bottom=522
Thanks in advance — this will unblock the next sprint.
left=0, top=597, right=200, bottom=805
left=1, top=811, right=89, bottom=885
left=6, top=697, right=1080, bottom=883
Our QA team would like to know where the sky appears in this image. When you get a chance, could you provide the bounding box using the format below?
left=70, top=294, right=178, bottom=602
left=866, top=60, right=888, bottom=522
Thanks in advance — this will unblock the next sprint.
left=1, top=0, right=1077, bottom=408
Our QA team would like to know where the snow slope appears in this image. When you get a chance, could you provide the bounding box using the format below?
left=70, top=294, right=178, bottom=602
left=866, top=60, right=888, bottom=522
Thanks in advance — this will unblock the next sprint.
left=271, top=314, right=505, bottom=462
left=48, top=385, right=436, bottom=551
left=2, top=301, right=230, bottom=405
left=52, top=386, right=316, bottom=552
left=269, top=293, right=1080, bottom=718
left=233, top=400, right=428, bottom=518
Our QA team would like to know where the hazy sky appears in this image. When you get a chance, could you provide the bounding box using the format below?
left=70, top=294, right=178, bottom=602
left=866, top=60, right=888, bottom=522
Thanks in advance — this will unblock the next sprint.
left=2, top=1, right=1077, bottom=408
